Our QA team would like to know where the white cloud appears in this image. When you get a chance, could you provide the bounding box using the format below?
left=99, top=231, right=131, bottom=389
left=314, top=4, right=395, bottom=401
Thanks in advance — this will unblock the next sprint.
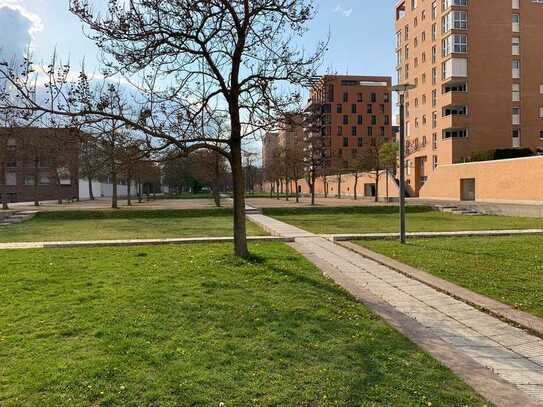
left=333, top=4, right=353, bottom=17
left=0, top=1, right=43, bottom=63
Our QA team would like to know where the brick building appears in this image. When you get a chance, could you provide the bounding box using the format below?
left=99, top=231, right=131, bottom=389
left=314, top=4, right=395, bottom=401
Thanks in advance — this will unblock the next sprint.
left=0, top=127, right=81, bottom=203
left=395, top=0, right=543, bottom=195
left=305, top=75, right=393, bottom=171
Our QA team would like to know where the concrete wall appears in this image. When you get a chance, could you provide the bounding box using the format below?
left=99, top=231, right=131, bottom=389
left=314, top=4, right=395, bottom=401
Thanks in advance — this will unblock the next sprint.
left=419, top=156, right=543, bottom=204
left=266, top=170, right=400, bottom=200
left=78, top=179, right=138, bottom=199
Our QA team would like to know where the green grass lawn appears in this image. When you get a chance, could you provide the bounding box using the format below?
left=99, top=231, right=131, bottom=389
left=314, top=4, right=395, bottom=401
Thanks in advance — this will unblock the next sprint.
left=0, top=209, right=265, bottom=243
left=360, top=235, right=543, bottom=319
left=0, top=243, right=485, bottom=406
left=264, top=206, right=543, bottom=234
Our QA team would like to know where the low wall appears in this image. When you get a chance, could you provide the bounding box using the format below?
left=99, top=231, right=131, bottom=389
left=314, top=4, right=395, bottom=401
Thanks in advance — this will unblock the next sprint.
left=419, top=156, right=543, bottom=204
left=265, top=170, right=400, bottom=200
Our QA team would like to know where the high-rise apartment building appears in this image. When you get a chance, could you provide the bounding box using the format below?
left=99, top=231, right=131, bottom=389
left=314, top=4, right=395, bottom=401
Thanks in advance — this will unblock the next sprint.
left=305, top=75, right=393, bottom=170
left=395, top=0, right=543, bottom=195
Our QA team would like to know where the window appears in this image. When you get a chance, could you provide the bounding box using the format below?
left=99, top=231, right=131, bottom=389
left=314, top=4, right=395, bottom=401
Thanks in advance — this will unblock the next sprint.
left=540, top=131, right=543, bottom=141
left=442, top=128, right=468, bottom=139
left=380, top=127, right=385, bottom=137
left=432, top=89, right=437, bottom=107
left=540, top=84, right=543, bottom=95
left=512, top=129, right=520, bottom=147
left=358, top=138, right=363, bottom=147
left=432, top=24, right=437, bottom=41
left=371, top=115, right=377, bottom=125
left=338, top=126, right=343, bottom=136
left=24, top=175, right=35, bottom=186
left=512, top=60, right=520, bottom=78
left=512, top=37, right=520, bottom=55
left=512, top=107, right=521, bottom=125
left=513, top=14, right=520, bottom=32
left=443, top=34, right=468, bottom=55
left=39, top=174, right=51, bottom=185
left=432, top=67, right=437, bottom=85
left=367, top=127, right=373, bottom=137
left=6, top=173, right=16, bottom=186
left=432, top=1, right=437, bottom=20
left=7, top=160, right=16, bottom=168
left=380, top=104, right=385, bottom=113
left=367, top=104, right=373, bottom=114
left=351, top=104, right=357, bottom=113
left=384, top=92, right=390, bottom=103
left=336, top=104, right=342, bottom=113
left=357, top=93, right=363, bottom=102
left=343, top=92, right=348, bottom=102
left=343, top=115, right=348, bottom=125
left=432, top=112, right=438, bottom=128
left=371, top=93, right=377, bottom=103
left=384, top=115, right=390, bottom=125
left=540, top=106, right=543, bottom=118
left=343, top=137, right=349, bottom=147
left=513, top=84, right=520, bottom=101
left=357, top=115, right=363, bottom=125
left=432, top=133, right=438, bottom=150
left=351, top=126, right=357, bottom=136
left=432, top=155, right=438, bottom=170
left=513, top=0, right=520, bottom=9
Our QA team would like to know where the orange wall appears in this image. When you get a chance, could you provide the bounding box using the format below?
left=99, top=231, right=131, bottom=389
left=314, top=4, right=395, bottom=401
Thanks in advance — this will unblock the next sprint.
left=265, top=171, right=400, bottom=199
left=419, top=156, right=543, bottom=203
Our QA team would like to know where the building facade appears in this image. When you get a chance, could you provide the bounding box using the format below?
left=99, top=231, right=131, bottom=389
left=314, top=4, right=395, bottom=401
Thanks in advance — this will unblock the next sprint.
left=395, top=0, right=543, bottom=195
left=0, top=127, right=80, bottom=203
left=305, top=75, right=393, bottom=171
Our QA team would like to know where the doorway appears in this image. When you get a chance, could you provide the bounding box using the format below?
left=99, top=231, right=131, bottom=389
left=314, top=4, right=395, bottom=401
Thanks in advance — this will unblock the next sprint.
left=460, top=178, right=476, bottom=201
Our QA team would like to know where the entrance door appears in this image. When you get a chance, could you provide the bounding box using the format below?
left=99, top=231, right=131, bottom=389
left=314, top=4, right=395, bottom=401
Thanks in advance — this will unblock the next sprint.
left=460, top=178, right=476, bottom=201
left=364, top=183, right=376, bottom=197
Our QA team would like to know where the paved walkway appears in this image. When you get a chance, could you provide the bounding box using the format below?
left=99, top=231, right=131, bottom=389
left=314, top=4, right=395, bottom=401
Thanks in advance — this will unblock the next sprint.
left=247, top=213, right=543, bottom=406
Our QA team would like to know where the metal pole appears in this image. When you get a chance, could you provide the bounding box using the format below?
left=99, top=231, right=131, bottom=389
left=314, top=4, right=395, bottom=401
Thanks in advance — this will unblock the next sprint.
left=399, top=93, right=406, bottom=244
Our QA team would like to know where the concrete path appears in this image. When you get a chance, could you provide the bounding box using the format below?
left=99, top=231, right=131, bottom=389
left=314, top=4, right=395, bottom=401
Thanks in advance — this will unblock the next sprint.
left=247, top=213, right=543, bottom=406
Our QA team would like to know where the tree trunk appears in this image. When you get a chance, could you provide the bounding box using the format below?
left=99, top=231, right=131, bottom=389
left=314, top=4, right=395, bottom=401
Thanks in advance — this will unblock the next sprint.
left=295, top=179, right=299, bottom=203
left=1, top=161, right=8, bottom=210
left=55, top=171, right=63, bottom=205
left=324, top=177, right=328, bottom=198
left=230, top=140, right=248, bottom=257
left=386, top=170, right=389, bottom=202
left=285, top=177, right=289, bottom=201
left=375, top=170, right=380, bottom=202
left=337, top=173, right=342, bottom=199
left=88, top=177, right=95, bottom=200
left=276, top=180, right=280, bottom=200
left=310, top=170, right=316, bottom=206
left=138, top=178, right=143, bottom=203
left=111, top=170, right=119, bottom=209
left=354, top=172, right=358, bottom=200
left=127, top=177, right=132, bottom=206
left=33, top=157, right=39, bottom=207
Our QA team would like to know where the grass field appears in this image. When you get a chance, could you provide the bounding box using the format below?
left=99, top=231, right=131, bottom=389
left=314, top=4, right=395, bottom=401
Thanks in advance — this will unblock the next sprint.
left=264, top=206, right=543, bottom=234
left=360, top=235, right=543, bottom=319
left=0, top=209, right=266, bottom=243
left=0, top=243, right=485, bottom=406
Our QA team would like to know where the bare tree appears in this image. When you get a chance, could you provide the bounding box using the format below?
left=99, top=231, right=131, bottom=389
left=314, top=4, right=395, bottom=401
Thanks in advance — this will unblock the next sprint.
left=0, top=0, right=324, bottom=256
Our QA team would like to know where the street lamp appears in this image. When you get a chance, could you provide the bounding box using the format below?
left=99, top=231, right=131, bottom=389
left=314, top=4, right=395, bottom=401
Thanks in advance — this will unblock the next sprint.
left=392, top=83, right=416, bottom=244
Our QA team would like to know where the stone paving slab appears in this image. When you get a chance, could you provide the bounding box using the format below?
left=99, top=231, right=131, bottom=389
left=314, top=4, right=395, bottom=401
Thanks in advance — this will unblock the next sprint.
left=247, top=212, right=543, bottom=406
left=0, top=236, right=293, bottom=250
left=341, top=241, right=543, bottom=339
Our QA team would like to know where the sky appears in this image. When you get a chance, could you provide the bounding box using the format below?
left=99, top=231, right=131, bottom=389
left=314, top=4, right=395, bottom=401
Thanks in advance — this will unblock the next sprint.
left=0, top=0, right=399, bottom=79
left=0, top=0, right=400, bottom=149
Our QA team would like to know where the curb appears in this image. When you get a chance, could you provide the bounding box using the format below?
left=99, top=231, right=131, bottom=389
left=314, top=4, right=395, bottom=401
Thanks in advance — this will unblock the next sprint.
left=338, top=241, right=543, bottom=339
left=0, top=236, right=294, bottom=250
left=325, top=229, right=543, bottom=241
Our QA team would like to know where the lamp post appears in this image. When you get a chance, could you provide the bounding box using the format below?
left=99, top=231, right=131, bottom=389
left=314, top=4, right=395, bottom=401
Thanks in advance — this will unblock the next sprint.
left=392, top=83, right=416, bottom=244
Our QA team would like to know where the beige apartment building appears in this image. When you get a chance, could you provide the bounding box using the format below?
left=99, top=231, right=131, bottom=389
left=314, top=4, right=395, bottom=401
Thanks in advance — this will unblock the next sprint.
left=395, top=0, right=543, bottom=195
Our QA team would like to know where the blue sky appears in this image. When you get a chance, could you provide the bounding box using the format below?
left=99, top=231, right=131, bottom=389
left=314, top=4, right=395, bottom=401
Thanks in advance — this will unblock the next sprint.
left=0, top=0, right=399, bottom=80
